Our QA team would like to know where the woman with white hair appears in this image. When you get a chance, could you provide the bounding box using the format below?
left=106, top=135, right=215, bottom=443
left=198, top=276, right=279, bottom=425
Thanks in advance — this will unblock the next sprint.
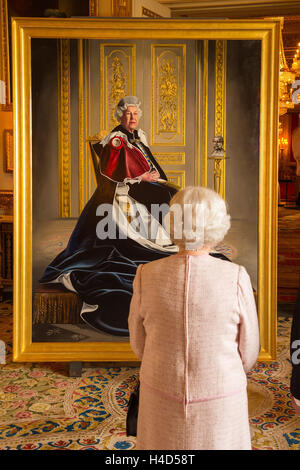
left=129, top=186, right=260, bottom=450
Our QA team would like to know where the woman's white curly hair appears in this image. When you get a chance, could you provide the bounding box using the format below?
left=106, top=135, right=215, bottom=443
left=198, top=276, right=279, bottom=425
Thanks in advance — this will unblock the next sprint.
left=114, top=96, right=143, bottom=122
left=166, top=186, right=231, bottom=250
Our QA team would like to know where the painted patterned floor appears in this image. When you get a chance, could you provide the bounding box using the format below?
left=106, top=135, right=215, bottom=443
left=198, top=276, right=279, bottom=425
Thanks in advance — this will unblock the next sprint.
left=0, top=302, right=299, bottom=450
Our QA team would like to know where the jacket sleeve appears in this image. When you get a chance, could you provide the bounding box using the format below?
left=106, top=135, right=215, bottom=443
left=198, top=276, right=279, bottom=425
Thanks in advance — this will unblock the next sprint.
left=237, top=265, right=260, bottom=373
left=128, top=264, right=146, bottom=360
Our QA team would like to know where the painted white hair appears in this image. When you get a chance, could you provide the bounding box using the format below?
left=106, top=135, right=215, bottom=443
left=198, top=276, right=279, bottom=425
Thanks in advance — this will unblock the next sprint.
left=114, top=96, right=143, bottom=122
left=166, top=186, right=231, bottom=250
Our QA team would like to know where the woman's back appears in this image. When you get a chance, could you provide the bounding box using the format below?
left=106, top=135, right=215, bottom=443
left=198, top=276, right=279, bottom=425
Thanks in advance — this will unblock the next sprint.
left=135, top=253, right=259, bottom=402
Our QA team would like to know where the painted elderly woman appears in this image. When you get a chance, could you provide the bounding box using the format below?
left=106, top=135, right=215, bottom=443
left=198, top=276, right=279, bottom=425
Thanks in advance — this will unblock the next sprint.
left=40, top=96, right=179, bottom=335
left=128, top=186, right=260, bottom=450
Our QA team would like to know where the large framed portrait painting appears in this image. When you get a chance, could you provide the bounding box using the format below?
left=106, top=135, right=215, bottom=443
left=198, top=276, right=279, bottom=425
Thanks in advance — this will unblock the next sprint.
left=12, top=17, right=280, bottom=362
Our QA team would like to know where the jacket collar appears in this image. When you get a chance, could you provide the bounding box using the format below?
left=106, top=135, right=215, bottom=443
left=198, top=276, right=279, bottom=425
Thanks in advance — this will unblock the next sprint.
left=112, top=125, right=137, bottom=141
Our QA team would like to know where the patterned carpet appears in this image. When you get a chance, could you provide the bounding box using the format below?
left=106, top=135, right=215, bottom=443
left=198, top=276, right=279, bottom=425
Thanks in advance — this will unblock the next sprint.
left=248, top=316, right=300, bottom=450
left=0, top=301, right=300, bottom=450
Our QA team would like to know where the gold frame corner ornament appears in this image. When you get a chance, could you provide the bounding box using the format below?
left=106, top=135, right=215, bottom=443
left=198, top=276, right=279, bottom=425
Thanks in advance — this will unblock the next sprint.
left=12, top=17, right=280, bottom=362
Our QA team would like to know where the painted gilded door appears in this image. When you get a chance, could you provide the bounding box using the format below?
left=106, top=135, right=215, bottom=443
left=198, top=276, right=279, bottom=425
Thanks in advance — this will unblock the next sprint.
left=98, top=39, right=198, bottom=193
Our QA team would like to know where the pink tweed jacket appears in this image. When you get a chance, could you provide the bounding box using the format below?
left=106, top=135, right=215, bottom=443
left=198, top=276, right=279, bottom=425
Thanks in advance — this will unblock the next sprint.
left=128, top=253, right=260, bottom=406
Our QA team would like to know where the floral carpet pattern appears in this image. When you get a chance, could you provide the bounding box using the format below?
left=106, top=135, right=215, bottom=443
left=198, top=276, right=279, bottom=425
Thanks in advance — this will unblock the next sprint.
left=0, top=301, right=300, bottom=450
left=247, top=316, right=300, bottom=450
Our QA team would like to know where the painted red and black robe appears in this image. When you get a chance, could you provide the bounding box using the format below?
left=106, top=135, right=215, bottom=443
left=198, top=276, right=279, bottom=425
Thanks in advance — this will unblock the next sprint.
left=39, top=125, right=178, bottom=336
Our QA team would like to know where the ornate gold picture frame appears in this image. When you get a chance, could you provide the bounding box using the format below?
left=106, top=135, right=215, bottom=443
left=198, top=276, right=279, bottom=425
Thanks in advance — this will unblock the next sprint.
left=12, top=17, right=280, bottom=362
